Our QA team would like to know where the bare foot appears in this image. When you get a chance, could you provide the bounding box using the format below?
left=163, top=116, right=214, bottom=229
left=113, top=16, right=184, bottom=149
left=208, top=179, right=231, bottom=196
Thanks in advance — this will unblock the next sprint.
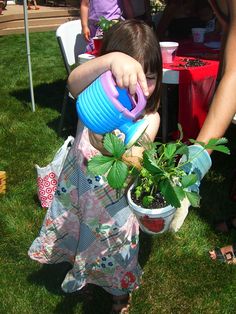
left=209, top=244, right=236, bottom=264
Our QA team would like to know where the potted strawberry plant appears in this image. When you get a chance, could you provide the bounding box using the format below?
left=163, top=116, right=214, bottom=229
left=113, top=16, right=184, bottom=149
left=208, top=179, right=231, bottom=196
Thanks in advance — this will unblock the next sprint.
left=88, top=127, right=229, bottom=234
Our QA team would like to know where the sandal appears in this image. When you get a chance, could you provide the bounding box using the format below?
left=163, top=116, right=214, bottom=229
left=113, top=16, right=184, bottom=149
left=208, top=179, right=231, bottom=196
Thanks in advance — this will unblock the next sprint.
left=111, top=294, right=131, bottom=314
left=209, top=243, right=236, bottom=264
left=215, top=216, right=236, bottom=233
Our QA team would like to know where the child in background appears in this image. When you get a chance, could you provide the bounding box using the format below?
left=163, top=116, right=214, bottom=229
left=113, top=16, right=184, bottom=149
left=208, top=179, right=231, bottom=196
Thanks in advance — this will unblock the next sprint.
left=80, top=0, right=125, bottom=51
left=28, top=19, right=162, bottom=313
left=27, top=0, right=39, bottom=10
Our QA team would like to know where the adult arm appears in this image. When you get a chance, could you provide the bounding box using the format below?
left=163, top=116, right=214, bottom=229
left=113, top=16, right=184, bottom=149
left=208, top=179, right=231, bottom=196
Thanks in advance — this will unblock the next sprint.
left=197, top=0, right=236, bottom=147
left=80, top=0, right=90, bottom=41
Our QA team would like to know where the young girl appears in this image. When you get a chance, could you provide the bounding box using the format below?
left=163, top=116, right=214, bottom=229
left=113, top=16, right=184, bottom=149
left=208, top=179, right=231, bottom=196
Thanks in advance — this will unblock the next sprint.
left=29, top=19, right=162, bottom=313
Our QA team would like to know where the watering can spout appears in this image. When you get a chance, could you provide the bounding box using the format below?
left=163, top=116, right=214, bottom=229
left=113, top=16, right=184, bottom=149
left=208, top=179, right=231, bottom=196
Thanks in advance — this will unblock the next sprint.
left=120, top=119, right=149, bottom=148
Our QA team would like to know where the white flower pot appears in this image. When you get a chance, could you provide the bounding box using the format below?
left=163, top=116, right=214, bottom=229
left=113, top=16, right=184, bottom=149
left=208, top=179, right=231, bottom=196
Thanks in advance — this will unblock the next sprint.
left=127, top=184, right=176, bottom=235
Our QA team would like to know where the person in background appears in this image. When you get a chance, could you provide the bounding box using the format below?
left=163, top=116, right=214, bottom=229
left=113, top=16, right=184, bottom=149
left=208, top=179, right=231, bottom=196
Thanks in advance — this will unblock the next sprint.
left=167, top=0, right=236, bottom=264
left=202, top=0, right=236, bottom=264
left=28, top=19, right=163, bottom=313
left=80, top=0, right=125, bottom=51
left=123, top=0, right=153, bottom=26
left=156, top=0, right=215, bottom=40
left=27, top=0, right=39, bottom=10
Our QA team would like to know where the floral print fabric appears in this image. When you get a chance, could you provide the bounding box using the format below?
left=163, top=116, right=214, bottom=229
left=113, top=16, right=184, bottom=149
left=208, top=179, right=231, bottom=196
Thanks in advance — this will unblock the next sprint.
left=28, top=125, right=142, bottom=296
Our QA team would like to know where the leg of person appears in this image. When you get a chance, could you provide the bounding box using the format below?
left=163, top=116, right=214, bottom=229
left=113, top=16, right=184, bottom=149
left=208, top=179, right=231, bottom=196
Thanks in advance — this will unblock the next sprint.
left=111, top=294, right=131, bottom=314
left=33, top=0, right=39, bottom=9
left=27, top=0, right=32, bottom=9
left=209, top=243, right=236, bottom=264
left=229, top=170, right=236, bottom=201
left=215, top=216, right=236, bottom=233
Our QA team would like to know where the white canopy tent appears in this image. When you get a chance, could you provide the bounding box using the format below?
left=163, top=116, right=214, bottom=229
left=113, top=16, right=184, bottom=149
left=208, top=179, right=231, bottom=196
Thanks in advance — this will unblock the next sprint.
left=23, top=0, right=35, bottom=112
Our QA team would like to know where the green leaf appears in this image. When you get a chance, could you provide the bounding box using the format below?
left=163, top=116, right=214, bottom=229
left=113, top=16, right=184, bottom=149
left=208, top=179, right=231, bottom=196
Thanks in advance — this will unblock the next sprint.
left=88, top=155, right=114, bottom=175
left=173, top=185, right=185, bottom=201
left=204, top=138, right=229, bottom=154
left=97, top=16, right=115, bottom=32
left=143, top=151, right=164, bottom=176
left=189, top=139, right=205, bottom=146
left=207, top=138, right=228, bottom=146
left=181, top=173, right=198, bottom=188
left=164, top=143, right=177, bottom=159
left=159, top=178, right=181, bottom=208
left=175, top=143, right=188, bottom=156
left=103, top=133, right=126, bottom=157
left=189, top=137, right=230, bottom=155
left=215, top=137, right=228, bottom=145
left=107, top=160, right=128, bottom=189
left=206, top=145, right=230, bottom=155
left=185, top=191, right=200, bottom=207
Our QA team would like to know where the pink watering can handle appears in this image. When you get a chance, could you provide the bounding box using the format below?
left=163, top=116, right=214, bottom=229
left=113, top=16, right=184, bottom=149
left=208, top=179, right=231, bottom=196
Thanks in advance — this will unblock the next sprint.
left=101, top=71, right=147, bottom=120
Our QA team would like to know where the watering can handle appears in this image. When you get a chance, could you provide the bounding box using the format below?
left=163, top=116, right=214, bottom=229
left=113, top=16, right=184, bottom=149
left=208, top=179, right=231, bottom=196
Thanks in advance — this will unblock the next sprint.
left=129, top=83, right=147, bottom=118
left=101, top=71, right=147, bottom=120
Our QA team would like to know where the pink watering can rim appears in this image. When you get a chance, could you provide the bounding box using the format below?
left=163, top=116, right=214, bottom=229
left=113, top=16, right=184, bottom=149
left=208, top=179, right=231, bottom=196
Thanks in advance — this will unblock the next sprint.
left=100, top=71, right=147, bottom=120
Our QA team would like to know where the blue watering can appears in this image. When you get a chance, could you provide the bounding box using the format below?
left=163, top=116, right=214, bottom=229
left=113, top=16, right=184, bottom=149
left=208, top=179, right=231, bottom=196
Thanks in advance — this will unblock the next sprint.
left=76, top=70, right=148, bottom=148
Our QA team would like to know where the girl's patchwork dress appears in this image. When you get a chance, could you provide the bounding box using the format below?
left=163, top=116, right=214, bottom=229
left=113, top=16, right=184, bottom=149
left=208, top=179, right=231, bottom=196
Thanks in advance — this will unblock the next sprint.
left=28, top=123, right=142, bottom=296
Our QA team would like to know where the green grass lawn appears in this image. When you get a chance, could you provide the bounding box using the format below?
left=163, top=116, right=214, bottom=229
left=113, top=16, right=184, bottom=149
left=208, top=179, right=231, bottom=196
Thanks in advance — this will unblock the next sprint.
left=1, top=31, right=236, bottom=314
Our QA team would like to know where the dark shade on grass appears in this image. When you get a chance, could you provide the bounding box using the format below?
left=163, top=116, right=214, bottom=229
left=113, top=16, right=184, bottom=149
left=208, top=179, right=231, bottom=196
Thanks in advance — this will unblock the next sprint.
left=1, top=31, right=236, bottom=314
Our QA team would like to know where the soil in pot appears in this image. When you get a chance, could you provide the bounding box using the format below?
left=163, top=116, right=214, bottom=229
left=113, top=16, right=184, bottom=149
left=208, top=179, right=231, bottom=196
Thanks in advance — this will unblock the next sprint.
left=130, top=189, right=167, bottom=209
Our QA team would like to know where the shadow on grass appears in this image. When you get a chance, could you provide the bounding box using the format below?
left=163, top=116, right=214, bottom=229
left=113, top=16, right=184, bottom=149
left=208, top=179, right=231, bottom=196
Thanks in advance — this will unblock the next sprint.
left=27, top=263, right=112, bottom=313
left=11, top=80, right=78, bottom=138
left=139, top=231, right=154, bottom=268
left=10, top=80, right=65, bottom=112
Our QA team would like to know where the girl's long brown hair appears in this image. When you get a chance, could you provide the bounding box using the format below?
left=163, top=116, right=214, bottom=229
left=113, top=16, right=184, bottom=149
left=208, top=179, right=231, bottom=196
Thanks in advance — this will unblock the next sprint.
left=100, top=19, right=162, bottom=114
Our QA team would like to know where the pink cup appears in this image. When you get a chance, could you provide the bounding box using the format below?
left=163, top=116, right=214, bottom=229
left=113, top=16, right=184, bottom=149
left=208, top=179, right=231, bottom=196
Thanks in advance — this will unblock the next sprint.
left=160, top=42, right=179, bottom=64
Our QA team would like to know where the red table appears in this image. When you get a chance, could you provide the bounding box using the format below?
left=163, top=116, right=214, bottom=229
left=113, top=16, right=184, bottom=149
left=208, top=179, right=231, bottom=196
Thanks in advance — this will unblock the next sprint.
left=161, top=41, right=220, bottom=141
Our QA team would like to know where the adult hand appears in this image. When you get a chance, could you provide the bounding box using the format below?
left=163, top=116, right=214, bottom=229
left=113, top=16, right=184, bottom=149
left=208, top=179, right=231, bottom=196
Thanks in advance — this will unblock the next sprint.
left=109, top=52, right=149, bottom=97
left=169, top=145, right=212, bottom=232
